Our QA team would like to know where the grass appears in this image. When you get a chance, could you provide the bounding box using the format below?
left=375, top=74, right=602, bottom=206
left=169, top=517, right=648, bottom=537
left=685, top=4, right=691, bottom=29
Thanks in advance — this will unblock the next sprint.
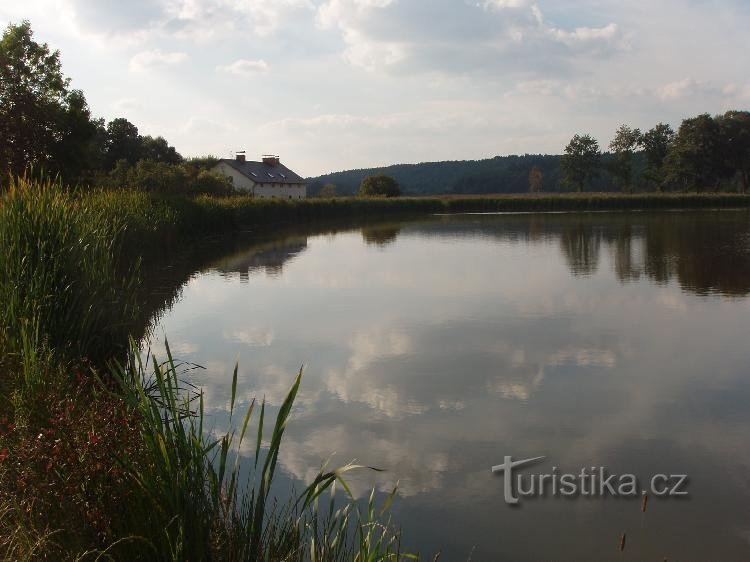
left=0, top=176, right=141, bottom=364
left=100, top=341, right=412, bottom=562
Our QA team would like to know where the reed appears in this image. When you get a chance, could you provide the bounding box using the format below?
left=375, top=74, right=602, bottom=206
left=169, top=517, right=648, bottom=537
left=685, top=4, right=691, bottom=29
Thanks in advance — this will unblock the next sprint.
left=0, top=176, right=141, bottom=366
left=104, top=340, right=413, bottom=561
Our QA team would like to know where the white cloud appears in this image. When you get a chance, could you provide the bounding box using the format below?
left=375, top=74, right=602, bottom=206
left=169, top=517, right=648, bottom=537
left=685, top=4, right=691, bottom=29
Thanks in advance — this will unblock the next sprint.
left=217, top=58, right=269, bottom=76
left=656, top=78, right=729, bottom=101
left=128, top=49, right=188, bottom=71
left=113, top=97, right=142, bottom=112
left=316, top=0, right=625, bottom=73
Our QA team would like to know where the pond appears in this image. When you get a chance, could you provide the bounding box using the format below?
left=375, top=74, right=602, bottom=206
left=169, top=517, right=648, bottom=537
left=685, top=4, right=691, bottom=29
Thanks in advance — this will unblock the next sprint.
left=145, top=210, right=750, bottom=561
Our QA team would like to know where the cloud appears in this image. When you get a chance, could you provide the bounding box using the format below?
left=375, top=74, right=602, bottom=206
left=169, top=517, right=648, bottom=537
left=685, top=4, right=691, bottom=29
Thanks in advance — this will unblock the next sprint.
left=656, top=78, right=729, bottom=101
left=113, top=97, right=142, bottom=112
left=316, top=0, right=626, bottom=74
left=62, top=0, right=168, bottom=35
left=129, top=49, right=188, bottom=71
left=180, top=117, right=234, bottom=135
left=217, top=58, right=269, bottom=76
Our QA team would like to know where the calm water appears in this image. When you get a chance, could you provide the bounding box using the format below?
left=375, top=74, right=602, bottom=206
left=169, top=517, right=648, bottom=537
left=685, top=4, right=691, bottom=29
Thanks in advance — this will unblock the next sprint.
left=146, top=210, right=750, bottom=561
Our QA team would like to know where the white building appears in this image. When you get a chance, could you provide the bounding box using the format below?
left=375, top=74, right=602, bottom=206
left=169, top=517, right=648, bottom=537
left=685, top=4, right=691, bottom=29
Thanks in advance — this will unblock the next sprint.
left=213, top=153, right=307, bottom=199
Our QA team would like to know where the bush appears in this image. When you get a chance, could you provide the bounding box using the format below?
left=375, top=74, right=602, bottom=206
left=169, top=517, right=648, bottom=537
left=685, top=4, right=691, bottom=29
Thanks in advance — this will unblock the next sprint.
left=191, top=169, right=234, bottom=196
left=359, top=174, right=401, bottom=197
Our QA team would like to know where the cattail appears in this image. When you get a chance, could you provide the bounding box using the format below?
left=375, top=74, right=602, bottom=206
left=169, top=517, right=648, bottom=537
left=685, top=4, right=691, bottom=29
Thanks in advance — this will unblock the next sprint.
left=641, top=492, right=649, bottom=512
left=619, top=532, right=627, bottom=552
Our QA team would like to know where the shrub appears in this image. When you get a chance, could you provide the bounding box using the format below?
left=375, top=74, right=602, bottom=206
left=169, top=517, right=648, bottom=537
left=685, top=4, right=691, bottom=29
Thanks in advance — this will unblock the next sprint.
left=359, top=175, right=401, bottom=197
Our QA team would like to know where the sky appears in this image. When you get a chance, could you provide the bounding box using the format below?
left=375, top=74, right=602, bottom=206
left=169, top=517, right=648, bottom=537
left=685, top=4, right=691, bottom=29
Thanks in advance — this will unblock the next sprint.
left=1, top=0, right=749, bottom=177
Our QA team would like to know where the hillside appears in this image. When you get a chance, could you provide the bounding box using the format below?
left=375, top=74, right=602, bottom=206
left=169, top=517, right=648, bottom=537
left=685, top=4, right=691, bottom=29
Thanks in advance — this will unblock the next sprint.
left=308, top=153, right=626, bottom=196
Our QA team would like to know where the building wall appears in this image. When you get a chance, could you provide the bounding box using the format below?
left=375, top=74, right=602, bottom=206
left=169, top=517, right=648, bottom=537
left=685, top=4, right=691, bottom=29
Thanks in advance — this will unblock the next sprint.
left=213, top=162, right=307, bottom=199
left=213, top=162, right=255, bottom=191
left=253, top=183, right=306, bottom=199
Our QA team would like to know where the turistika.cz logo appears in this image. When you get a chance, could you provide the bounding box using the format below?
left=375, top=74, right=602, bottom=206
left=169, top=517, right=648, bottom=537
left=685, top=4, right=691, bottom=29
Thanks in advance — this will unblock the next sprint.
left=491, top=456, right=689, bottom=505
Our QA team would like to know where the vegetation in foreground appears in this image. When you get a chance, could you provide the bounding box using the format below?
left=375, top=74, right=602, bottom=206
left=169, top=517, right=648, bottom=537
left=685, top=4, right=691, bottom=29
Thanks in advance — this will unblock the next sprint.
left=0, top=177, right=415, bottom=561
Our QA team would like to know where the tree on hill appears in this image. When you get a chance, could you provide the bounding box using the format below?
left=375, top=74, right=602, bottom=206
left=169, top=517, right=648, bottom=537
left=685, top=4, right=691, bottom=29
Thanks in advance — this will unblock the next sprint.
left=608, top=125, right=641, bottom=192
left=562, top=134, right=601, bottom=192
left=359, top=174, right=401, bottom=197
left=319, top=183, right=337, bottom=198
left=528, top=166, right=544, bottom=192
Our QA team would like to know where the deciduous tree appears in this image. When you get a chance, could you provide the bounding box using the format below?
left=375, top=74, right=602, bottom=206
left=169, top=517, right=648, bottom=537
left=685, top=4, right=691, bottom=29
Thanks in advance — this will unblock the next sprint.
left=641, top=123, right=674, bottom=190
left=608, top=125, right=641, bottom=192
left=359, top=174, right=401, bottom=197
left=664, top=114, right=731, bottom=192
left=716, top=110, right=750, bottom=193
left=562, top=134, right=601, bottom=192
left=528, top=166, right=543, bottom=192
left=0, top=21, right=71, bottom=177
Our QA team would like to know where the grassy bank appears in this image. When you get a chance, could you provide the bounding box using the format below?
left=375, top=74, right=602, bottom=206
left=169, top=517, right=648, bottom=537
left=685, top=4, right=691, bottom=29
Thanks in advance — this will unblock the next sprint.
left=85, top=190, right=750, bottom=266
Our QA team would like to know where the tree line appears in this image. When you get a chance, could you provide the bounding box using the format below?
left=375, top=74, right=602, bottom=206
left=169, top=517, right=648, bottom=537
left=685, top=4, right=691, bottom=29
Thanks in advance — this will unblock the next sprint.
left=562, top=112, right=750, bottom=193
left=0, top=21, right=230, bottom=193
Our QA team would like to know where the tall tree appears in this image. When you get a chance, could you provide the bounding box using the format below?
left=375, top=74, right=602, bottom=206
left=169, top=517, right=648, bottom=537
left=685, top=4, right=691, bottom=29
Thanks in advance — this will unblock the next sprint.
left=608, top=124, right=641, bottom=192
left=105, top=118, right=142, bottom=168
left=359, top=174, right=401, bottom=197
left=0, top=21, right=69, bottom=177
left=562, top=134, right=601, bottom=192
left=51, top=90, right=104, bottom=181
left=641, top=123, right=674, bottom=190
left=716, top=110, right=750, bottom=193
left=140, top=135, right=183, bottom=164
left=664, top=114, right=731, bottom=192
left=528, top=166, right=544, bottom=192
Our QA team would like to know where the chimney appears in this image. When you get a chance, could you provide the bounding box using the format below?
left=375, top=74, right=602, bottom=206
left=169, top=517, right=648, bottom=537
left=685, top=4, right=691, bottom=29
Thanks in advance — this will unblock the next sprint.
left=235, top=151, right=246, bottom=162
left=262, top=154, right=280, bottom=166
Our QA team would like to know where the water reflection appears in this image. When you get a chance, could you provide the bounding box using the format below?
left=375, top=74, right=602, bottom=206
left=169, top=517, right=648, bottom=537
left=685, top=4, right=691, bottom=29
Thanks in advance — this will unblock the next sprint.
left=213, top=236, right=308, bottom=279
left=361, top=223, right=402, bottom=247
left=145, top=210, right=750, bottom=561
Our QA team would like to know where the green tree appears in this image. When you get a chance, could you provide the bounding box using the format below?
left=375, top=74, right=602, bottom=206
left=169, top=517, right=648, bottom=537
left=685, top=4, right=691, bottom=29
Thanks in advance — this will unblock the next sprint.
left=0, top=21, right=77, bottom=178
left=641, top=123, right=675, bottom=190
left=51, top=90, right=105, bottom=181
left=319, top=183, right=337, bottom=198
left=359, top=174, right=401, bottom=197
left=562, top=134, right=601, bottom=192
left=528, top=166, right=543, bottom=192
left=105, top=118, right=142, bottom=168
left=664, top=114, right=731, bottom=192
left=716, top=110, right=750, bottom=193
left=190, top=169, right=233, bottom=195
left=608, top=124, right=641, bottom=192
left=141, top=135, right=183, bottom=164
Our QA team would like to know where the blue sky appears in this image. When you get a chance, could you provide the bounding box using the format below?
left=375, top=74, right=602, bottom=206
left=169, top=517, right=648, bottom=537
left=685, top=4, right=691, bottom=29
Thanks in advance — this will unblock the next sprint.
left=2, top=0, right=749, bottom=176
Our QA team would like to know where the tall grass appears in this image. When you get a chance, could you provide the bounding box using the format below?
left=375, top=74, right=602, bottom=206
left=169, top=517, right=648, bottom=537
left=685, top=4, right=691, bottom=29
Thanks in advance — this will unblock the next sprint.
left=106, top=340, right=414, bottom=562
left=0, top=176, right=141, bottom=367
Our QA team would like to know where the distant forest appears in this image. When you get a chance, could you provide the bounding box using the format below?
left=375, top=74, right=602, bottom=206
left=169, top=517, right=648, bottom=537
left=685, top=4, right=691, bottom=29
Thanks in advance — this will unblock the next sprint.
left=308, top=153, right=636, bottom=196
